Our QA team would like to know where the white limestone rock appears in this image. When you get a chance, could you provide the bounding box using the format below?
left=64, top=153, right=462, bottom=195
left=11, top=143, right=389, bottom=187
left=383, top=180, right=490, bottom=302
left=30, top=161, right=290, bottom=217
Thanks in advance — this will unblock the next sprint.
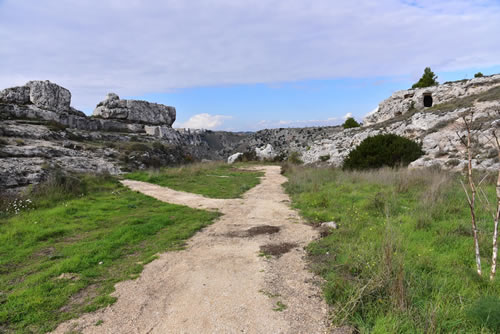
left=364, top=74, right=500, bottom=126
left=93, top=93, right=176, bottom=126
left=255, top=143, right=276, bottom=160
left=0, top=86, right=30, bottom=105
left=227, top=152, right=243, bottom=164
left=26, top=80, right=72, bottom=112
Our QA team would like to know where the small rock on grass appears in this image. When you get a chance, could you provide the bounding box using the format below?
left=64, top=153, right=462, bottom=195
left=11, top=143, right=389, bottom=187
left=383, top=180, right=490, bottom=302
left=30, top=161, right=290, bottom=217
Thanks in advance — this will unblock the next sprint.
left=320, top=221, right=338, bottom=229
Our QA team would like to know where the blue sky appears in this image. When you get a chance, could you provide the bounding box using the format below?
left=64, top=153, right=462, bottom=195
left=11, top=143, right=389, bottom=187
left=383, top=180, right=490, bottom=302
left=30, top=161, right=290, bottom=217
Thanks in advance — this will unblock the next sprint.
left=1, top=0, right=500, bottom=130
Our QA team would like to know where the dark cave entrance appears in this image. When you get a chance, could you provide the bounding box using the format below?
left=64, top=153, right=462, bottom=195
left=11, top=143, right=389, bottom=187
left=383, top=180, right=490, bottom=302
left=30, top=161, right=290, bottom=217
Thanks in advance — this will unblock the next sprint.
left=423, top=94, right=433, bottom=108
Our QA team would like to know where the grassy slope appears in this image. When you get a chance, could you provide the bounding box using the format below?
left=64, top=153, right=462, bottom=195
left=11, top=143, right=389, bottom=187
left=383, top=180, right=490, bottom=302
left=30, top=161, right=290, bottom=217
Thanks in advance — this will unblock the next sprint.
left=0, top=175, right=223, bottom=333
left=126, top=162, right=263, bottom=198
left=284, top=166, right=500, bottom=333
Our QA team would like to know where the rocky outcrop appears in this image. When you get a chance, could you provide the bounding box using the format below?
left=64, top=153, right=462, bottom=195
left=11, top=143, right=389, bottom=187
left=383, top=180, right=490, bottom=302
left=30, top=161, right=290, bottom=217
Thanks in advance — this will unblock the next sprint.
left=255, top=144, right=277, bottom=160
left=227, top=152, right=243, bottom=164
left=0, top=80, right=251, bottom=191
left=1, top=82, right=175, bottom=134
left=2, top=76, right=499, bottom=192
left=26, top=80, right=72, bottom=112
left=235, top=76, right=500, bottom=171
left=94, top=93, right=175, bottom=126
left=364, top=74, right=500, bottom=125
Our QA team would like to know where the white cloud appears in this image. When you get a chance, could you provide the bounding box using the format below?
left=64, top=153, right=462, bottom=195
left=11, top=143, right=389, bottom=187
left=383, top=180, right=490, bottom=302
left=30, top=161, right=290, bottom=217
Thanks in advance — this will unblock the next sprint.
left=343, top=112, right=353, bottom=120
left=0, top=0, right=500, bottom=110
left=177, top=113, right=232, bottom=130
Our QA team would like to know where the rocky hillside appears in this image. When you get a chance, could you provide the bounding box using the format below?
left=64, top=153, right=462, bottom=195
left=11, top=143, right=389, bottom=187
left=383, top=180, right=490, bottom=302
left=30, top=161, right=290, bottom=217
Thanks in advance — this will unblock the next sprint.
left=1, top=75, right=499, bottom=192
left=0, top=81, right=247, bottom=191
left=240, top=74, right=500, bottom=171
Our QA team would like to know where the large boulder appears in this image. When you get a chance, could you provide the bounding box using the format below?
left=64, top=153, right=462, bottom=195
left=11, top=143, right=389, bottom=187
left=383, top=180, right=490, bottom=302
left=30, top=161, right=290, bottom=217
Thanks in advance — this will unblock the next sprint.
left=255, top=143, right=276, bottom=160
left=0, top=86, right=31, bottom=105
left=227, top=152, right=243, bottom=164
left=0, top=80, right=75, bottom=113
left=93, top=93, right=176, bottom=126
left=26, top=80, right=72, bottom=111
left=0, top=80, right=71, bottom=111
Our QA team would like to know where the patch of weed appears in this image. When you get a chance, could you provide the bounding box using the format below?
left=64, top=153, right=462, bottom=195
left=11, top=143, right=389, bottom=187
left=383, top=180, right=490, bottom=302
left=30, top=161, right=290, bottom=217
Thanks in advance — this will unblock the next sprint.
left=272, top=301, right=288, bottom=312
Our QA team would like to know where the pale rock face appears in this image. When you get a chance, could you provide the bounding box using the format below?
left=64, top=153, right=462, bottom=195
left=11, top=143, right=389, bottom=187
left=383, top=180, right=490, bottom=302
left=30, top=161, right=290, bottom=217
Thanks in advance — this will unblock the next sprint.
left=0, top=86, right=31, bottom=105
left=26, top=80, right=72, bottom=111
left=93, top=93, right=176, bottom=126
left=364, top=74, right=500, bottom=126
left=227, top=152, right=243, bottom=164
left=0, top=80, right=73, bottom=112
left=255, top=143, right=276, bottom=160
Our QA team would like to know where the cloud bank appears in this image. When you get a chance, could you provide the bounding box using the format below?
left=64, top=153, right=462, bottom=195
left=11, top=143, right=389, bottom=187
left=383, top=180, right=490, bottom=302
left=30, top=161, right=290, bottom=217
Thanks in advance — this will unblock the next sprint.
left=1, top=0, right=499, bottom=111
left=178, top=113, right=232, bottom=129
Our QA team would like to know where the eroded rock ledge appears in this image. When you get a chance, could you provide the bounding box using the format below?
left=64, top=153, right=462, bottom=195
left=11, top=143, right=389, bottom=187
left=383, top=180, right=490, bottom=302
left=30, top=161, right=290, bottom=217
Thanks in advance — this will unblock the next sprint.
left=0, top=81, right=248, bottom=191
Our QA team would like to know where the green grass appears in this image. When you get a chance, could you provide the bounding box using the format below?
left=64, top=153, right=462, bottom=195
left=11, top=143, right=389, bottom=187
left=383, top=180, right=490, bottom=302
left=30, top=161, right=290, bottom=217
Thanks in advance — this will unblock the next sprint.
left=284, top=165, right=500, bottom=333
left=126, top=162, right=263, bottom=199
left=0, top=174, right=219, bottom=333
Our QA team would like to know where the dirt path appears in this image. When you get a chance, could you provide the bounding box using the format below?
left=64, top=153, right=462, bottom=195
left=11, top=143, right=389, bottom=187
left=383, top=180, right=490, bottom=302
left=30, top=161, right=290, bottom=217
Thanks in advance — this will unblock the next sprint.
left=53, top=166, right=332, bottom=334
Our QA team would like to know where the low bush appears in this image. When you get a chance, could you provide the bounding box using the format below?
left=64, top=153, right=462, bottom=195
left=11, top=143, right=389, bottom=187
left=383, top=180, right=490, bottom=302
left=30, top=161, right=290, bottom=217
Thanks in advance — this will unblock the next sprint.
left=287, top=151, right=303, bottom=165
left=319, top=154, right=330, bottom=162
left=342, top=117, right=360, bottom=129
left=343, top=134, right=424, bottom=170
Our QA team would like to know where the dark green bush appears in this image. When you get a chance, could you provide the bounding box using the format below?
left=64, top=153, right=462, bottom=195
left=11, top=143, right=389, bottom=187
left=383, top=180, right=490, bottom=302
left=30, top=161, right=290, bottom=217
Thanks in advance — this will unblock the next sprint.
left=474, top=72, right=484, bottom=78
left=342, top=117, right=360, bottom=129
left=343, top=134, right=424, bottom=170
left=412, top=67, right=438, bottom=89
left=319, top=154, right=330, bottom=162
left=288, top=151, right=303, bottom=165
left=467, top=296, right=500, bottom=332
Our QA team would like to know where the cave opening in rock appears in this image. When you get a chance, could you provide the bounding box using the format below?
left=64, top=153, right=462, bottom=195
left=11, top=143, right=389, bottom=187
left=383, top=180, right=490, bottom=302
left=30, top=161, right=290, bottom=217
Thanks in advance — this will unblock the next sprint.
left=423, top=94, right=433, bottom=107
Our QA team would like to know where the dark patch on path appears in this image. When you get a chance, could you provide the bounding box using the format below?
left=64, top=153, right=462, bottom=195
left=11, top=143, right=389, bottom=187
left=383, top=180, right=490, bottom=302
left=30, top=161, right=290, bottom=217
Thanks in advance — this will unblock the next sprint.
left=260, top=242, right=298, bottom=257
left=225, top=225, right=281, bottom=238
left=247, top=225, right=280, bottom=236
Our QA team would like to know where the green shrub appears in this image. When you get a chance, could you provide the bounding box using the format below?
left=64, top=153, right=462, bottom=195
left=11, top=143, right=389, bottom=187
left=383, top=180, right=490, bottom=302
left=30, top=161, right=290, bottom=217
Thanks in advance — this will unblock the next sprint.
left=287, top=151, right=303, bottom=165
left=343, top=134, right=424, bottom=170
left=241, top=150, right=257, bottom=162
left=467, top=296, right=500, bottom=332
left=412, top=67, right=438, bottom=89
left=319, top=154, right=330, bottom=162
left=342, top=117, right=360, bottom=129
left=474, top=72, right=484, bottom=78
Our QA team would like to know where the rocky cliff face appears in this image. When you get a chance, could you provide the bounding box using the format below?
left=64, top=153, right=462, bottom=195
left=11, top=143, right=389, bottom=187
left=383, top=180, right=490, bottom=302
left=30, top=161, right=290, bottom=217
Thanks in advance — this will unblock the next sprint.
left=0, top=81, right=248, bottom=192
left=1, top=76, right=499, bottom=192
left=242, top=75, right=500, bottom=172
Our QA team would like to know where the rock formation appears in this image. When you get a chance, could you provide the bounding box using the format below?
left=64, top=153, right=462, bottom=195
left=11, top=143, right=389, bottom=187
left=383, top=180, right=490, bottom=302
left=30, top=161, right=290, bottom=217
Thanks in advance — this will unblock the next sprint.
left=93, top=93, right=176, bottom=126
left=237, top=75, right=500, bottom=171
left=364, top=74, right=500, bottom=125
left=0, top=81, right=248, bottom=191
left=255, top=143, right=277, bottom=160
left=1, top=75, right=499, bottom=192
